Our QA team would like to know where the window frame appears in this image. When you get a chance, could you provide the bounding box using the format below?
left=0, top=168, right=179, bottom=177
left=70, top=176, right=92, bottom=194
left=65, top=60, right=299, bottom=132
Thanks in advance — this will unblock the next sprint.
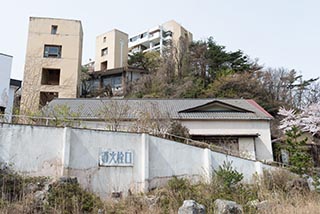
left=44, top=45, right=62, bottom=58
left=41, top=68, right=61, bottom=85
left=51, top=25, right=58, bottom=35
left=101, top=47, right=108, bottom=56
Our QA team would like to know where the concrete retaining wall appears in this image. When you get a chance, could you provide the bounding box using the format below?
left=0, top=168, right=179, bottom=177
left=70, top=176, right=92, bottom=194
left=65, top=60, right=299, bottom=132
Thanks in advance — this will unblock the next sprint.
left=0, top=123, right=277, bottom=198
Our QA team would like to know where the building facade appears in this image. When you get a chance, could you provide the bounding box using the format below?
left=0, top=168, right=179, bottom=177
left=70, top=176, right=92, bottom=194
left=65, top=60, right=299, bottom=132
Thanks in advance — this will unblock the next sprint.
left=20, top=17, right=83, bottom=114
left=0, top=53, right=13, bottom=113
left=81, top=66, right=146, bottom=97
left=5, top=79, right=21, bottom=122
left=95, top=29, right=128, bottom=71
left=92, top=20, right=192, bottom=73
left=46, top=98, right=274, bottom=161
left=0, top=53, right=22, bottom=122
left=128, top=20, right=193, bottom=56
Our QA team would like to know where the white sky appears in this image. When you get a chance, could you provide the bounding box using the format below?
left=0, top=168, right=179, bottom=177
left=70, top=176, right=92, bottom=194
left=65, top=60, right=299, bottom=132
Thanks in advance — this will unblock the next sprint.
left=1, top=0, right=319, bottom=80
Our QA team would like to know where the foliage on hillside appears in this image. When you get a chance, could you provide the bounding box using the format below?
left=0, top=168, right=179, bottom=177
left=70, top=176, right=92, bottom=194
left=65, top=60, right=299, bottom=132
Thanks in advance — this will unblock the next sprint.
left=127, top=37, right=319, bottom=119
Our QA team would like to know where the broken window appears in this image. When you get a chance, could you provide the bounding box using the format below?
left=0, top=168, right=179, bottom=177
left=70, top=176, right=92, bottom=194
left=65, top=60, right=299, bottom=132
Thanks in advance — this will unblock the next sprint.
left=101, top=61, right=108, bottom=71
left=41, top=68, right=60, bottom=85
left=44, top=45, right=62, bottom=58
left=51, top=25, right=58, bottom=34
left=39, top=92, right=58, bottom=108
left=101, top=47, right=108, bottom=56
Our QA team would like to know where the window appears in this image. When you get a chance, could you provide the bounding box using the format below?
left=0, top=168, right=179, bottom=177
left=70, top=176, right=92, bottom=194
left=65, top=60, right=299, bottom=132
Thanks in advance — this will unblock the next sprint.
left=39, top=92, right=58, bottom=108
left=101, top=61, right=108, bottom=70
left=44, top=45, right=62, bottom=58
left=51, top=25, right=58, bottom=34
left=0, top=107, right=5, bottom=114
left=41, top=68, right=60, bottom=85
left=164, top=31, right=172, bottom=37
left=103, top=36, right=106, bottom=43
left=140, top=32, right=148, bottom=39
left=101, top=47, right=108, bottom=56
left=129, top=36, right=139, bottom=42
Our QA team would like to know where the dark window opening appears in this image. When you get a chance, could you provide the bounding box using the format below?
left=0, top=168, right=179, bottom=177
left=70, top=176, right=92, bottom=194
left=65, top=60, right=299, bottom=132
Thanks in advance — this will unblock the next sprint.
left=39, top=92, right=58, bottom=108
left=163, top=31, right=172, bottom=37
left=130, top=36, right=139, bottom=43
left=101, top=47, right=108, bottom=56
left=0, top=107, right=5, bottom=114
left=44, top=45, right=62, bottom=58
left=103, top=36, right=106, bottom=43
left=101, top=61, right=108, bottom=71
left=51, top=25, right=58, bottom=34
left=41, top=68, right=60, bottom=85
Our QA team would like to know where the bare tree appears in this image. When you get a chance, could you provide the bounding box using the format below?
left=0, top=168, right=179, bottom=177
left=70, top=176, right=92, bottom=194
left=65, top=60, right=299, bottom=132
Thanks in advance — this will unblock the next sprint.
left=97, top=100, right=130, bottom=131
left=132, top=102, right=172, bottom=136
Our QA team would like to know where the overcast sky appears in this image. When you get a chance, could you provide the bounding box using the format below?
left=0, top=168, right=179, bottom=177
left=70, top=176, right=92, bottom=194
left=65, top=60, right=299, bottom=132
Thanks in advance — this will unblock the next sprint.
left=1, top=0, right=319, bottom=80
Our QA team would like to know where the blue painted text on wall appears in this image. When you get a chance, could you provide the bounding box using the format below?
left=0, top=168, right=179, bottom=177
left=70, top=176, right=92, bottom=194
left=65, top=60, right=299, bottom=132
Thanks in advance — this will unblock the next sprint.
left=99, top=150, right=134, bottom=166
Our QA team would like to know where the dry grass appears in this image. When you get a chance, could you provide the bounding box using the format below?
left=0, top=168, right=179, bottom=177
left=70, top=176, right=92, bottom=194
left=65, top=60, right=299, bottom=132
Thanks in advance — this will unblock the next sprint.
left=0, top=168, right=320, bottom=213
left=260, top=193, right=320, bottom=214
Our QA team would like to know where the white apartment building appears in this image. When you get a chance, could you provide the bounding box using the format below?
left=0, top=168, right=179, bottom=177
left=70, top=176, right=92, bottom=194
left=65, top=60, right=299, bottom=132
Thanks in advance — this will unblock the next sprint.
left=128, top=20, right=193, bottom=56
left=93, top=20, right=193, bottom=73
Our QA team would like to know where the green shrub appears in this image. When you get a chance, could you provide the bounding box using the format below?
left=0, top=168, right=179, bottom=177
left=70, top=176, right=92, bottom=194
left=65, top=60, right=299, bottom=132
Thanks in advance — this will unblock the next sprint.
left=214, top=161, right=244, bottom=189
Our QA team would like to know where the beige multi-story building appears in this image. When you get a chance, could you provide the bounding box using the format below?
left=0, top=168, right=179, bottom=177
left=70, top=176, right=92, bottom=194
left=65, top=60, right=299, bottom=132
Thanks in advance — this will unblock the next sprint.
left=20, top=17, right=83, bottom=114
left=95, top=29, right=128, bottom=71
left=93, top=20, right=192, bottom=72
left=128, top=20, right=193, bottom=56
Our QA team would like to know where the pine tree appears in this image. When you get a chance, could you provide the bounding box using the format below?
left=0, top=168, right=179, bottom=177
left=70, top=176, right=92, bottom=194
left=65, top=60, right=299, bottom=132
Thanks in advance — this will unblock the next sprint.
left=285, top=126, right=313, bottom=175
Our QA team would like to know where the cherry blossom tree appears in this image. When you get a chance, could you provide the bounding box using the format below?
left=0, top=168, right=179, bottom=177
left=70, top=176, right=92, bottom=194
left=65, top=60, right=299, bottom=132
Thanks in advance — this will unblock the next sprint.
left=279, top=102, right=320, bottom=136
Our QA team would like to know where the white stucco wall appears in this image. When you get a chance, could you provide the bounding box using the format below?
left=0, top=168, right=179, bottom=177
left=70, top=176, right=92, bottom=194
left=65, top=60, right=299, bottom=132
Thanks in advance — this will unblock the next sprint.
left=148, top=136, right=205, bottom=189
left=181, top=120, right=273, bottom=161
left=0, top=124, right=64, bottom=177
left=0, top=54, right=12, bottom=108
left=66, top=128, right=144, bottom=198
left=239, top=137, right=256, bottom=160
left=4, top=85, right=18, bottom=122
left=0, top=124, right=278, bottom=198
left=209, top=150, right=275, bottom=183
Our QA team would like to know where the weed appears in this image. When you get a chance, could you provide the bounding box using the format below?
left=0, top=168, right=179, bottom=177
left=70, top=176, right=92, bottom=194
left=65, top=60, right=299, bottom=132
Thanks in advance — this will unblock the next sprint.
left=47, top=181, right=102, bottom=213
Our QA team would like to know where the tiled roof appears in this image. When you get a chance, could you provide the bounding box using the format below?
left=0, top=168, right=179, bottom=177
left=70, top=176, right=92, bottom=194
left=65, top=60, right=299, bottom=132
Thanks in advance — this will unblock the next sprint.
left=46, top=98, right=273, bottom=120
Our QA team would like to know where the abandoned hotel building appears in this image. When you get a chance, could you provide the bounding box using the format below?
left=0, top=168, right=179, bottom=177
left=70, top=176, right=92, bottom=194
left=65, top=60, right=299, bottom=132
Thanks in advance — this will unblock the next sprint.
left=20, top=17, right=193, bottom=107
left=0, top=16, right=279, bottom=197
left=18, top=17, right=274, bottom=162
left=20, top=17, right=83, bottom=114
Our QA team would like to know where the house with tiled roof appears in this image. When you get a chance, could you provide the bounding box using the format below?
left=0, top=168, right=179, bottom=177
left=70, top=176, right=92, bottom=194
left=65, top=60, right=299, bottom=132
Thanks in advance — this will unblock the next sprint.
left=46, top=98, right=274, bottom=161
